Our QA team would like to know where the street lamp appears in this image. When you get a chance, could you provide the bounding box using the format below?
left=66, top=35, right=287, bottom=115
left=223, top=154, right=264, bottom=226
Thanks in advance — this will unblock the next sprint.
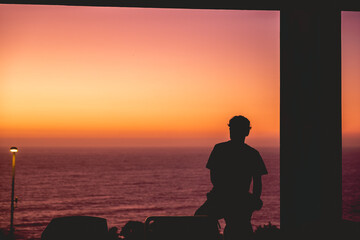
left=9, top=147, right=18, bottom=236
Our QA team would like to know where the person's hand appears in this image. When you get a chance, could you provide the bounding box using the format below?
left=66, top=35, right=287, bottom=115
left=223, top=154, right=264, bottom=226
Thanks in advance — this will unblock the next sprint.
left=249, top=193, right=263, bottom=211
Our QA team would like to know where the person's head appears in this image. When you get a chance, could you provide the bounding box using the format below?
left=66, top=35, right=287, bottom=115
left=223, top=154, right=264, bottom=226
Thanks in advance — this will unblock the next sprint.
left=228, top=115, right=251, bottom=141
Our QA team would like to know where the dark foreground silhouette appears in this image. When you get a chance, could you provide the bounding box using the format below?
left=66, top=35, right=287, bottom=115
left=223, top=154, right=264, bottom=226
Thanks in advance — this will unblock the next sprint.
left=41, top=216, right=109, bottom=240
left=144, top=216, right=221, bottom=240
left=120, top=221, right=144, bottom=240
left=195, top=115, right=268, bottom=240
left=2, top=217, right=360, bottom=240
left=39, top=216, right=221, bottom=240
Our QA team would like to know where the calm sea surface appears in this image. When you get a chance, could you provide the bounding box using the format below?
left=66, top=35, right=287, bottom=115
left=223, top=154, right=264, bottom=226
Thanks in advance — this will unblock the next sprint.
left=0, top=146, right=358, bottom=239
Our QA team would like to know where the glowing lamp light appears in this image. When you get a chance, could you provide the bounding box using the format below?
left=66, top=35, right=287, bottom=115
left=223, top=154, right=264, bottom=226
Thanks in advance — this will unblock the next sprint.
left=10, top=147, right=18, bottom=153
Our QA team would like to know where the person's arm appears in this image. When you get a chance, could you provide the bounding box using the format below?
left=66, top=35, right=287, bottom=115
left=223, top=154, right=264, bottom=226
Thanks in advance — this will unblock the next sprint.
left=210, top=170, right=218, bottom=187
left=252, top=175, right=262, bottom=199
left=207, top=145, right=218, bottom=187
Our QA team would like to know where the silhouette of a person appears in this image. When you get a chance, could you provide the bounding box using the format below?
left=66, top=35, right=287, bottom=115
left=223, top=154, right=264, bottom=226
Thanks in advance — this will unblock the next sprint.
left=195, top=115, right=268, bottom=240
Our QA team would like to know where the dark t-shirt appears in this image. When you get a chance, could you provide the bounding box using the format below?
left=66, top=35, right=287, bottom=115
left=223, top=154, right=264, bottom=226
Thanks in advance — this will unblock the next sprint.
left=206, top=141, right=267, bottom=197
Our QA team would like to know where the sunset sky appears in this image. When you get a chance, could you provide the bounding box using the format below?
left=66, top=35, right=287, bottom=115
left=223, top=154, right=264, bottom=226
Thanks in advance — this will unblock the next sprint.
left=342, top=11, right=360, bottom=147
left=0, top=5, right=358, bottom=147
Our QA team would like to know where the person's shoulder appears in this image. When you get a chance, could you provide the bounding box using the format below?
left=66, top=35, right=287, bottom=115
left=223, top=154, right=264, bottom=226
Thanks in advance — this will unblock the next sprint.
left=214, top=141, right=231, bottom=149
left=244, top=144, right=260, bottom=155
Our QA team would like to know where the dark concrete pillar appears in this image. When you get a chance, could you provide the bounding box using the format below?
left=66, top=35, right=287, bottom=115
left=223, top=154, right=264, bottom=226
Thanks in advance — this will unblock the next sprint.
left=280, top=7, right=342, bottom=235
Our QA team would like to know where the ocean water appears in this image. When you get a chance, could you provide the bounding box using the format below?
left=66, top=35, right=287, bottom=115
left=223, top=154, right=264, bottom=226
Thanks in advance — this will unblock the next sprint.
left=342, top=147, right=360, bottom=223
left=0, top=146, right=358, bottom=239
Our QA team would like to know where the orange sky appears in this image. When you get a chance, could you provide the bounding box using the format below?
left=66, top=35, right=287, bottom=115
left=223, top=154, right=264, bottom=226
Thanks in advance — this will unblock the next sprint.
left=0, top=5, right=358, bottom=147
left=342, top=11, right=360, bottom=147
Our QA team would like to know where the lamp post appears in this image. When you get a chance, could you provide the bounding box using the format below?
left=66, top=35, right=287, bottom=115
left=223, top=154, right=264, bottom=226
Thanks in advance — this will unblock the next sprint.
left=9, top=147, right=18, bottom=236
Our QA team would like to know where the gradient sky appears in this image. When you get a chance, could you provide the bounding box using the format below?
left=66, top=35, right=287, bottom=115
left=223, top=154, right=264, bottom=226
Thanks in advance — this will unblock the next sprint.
left=342, top=11, right=360, bottom=147
left=0, top=4, right=280, bottom=147
left=0, top=5, right=358, bottom=147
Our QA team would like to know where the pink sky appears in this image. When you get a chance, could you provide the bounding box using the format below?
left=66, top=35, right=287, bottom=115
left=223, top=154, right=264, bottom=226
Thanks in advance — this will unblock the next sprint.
left=0, top=5, right=358, bottom=147
left=0, top=5, right=280, bottom=147
left=342, top=11, right=360, bottom=147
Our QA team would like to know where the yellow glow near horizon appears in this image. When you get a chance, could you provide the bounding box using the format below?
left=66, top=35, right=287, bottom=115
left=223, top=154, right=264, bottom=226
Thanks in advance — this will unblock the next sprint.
left=0, top=5, right=280, bottom=147
left=0, top=6, right=359, bottom=148
left=342, top=12, right=360, bottom=137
